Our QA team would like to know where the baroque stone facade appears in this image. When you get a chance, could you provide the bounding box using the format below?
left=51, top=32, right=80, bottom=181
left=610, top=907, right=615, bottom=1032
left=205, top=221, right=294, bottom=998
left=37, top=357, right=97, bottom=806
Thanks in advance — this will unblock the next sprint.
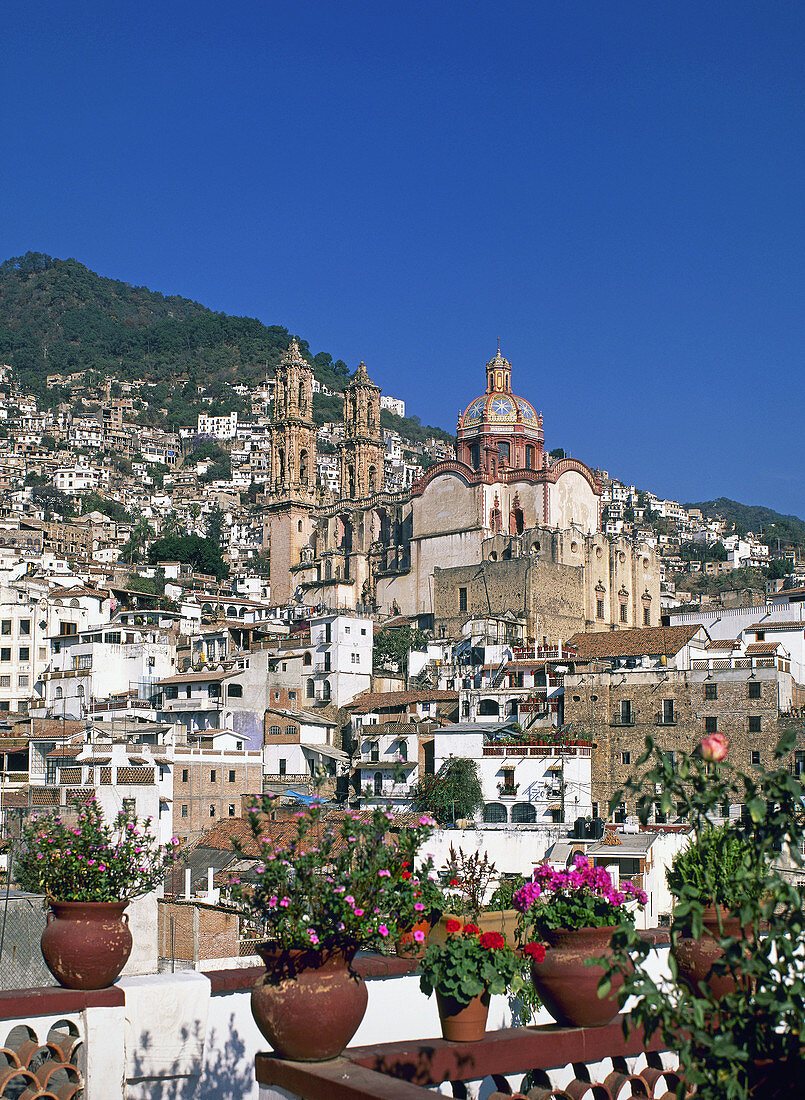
left=264, top=343, right=662, bottom=639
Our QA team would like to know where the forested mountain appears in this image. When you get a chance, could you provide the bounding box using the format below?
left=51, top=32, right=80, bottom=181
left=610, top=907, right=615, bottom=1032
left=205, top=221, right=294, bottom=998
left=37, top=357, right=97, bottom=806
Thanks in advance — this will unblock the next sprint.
left=0, top=252, right=452, bottom=442
left=685, top=497, right=805, bottom=548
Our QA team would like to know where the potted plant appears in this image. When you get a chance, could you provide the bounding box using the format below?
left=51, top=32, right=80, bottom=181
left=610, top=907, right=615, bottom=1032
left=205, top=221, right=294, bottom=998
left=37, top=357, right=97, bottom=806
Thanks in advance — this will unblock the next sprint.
left=389, top=851, right=444, bottom=958
left=419, top=919, right=520, bottom=1041
left=513, top=852, right=646, bottom=1026
left=15, top=799, right=179, bottom=990
left=666, top=822, right=763, bottom=998
left=604, top=730, right=805, bottom=1099
left=230, top=796, right=435, bottom=1061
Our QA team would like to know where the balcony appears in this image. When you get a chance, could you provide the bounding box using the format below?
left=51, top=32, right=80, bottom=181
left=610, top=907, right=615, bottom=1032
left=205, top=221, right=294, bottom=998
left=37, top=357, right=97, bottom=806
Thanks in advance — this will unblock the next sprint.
left=611, top=713, right=636, bottom=726
left=497, top=783, right=519, bottom=798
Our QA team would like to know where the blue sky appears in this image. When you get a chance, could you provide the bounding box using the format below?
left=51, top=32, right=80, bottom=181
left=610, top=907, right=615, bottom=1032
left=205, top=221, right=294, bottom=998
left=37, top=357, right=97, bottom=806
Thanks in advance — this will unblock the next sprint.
left=4, top=1, right=804, bottom=515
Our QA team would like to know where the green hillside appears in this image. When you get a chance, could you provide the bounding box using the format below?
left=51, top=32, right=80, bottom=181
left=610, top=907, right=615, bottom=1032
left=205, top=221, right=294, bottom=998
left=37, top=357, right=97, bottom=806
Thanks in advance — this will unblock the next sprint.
left=0, top=252, right=453, bottom=442
left=685, top=497, right=805, bottom=549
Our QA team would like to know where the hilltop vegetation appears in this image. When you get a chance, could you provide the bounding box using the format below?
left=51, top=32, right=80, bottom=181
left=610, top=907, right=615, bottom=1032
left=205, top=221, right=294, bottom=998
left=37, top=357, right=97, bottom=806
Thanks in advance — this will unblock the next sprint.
left=685, top=497, right=805, bottom=549
left=0, top=252, right=453, bottom=443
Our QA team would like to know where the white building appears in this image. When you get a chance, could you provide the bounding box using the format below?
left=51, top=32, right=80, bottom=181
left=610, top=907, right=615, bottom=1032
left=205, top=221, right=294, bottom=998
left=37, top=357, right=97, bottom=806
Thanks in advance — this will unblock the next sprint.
left=380, top=395, right=406, bottom=418
left=196, top=412, right=238, bottom=440
left=432, top=722, right=593, bottom=826
left=307, top=613, right=373, bottom=707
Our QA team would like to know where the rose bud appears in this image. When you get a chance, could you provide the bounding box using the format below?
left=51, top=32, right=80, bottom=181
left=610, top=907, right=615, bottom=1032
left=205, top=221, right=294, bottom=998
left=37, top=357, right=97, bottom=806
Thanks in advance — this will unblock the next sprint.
left=700, top=732, right=729, bottom=762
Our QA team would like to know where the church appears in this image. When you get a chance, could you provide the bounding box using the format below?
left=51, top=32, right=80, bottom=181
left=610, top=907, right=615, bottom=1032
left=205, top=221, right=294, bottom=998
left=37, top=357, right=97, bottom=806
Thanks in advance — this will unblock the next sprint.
left=262, top=341, right=661, bottom=642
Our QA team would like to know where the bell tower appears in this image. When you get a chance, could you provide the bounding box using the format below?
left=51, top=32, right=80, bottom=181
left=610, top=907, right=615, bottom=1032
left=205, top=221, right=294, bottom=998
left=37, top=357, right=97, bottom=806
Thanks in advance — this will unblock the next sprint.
left=264, top=339, right=319, bottom=605
left=339, top=361, right=385, bottom=499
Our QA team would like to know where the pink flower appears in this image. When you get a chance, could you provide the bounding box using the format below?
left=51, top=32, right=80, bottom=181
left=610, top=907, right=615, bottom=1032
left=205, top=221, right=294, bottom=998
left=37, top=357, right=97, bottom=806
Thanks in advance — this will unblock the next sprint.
left=413, top=902, right=425, bottom=912
left=378, top=869, right=391, bottom=877
left=378, top=924, right=389, bottom=936
left=413, top=930, right=426, bottom=943
left=353, top=908, right=364, bottom=917
left=418, top=814, right=435, bottom=826
left=701, top=732, right=729, bottom=762
left=279, top=897, right=290, bottom=908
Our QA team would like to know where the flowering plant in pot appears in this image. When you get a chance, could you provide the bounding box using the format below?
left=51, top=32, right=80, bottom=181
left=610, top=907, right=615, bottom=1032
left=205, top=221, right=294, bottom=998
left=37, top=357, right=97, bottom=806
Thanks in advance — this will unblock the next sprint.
left=603, top=729, right=805, bottom=1100
left=513, top=853, right=646, bottom=1026
left=387, top=850, right=444, bottom=956
left=229, top=796, right=436, bottom=1060
left=419, top=919, right=520, bottom=1041
left=15, top=799, right=180, bottom=990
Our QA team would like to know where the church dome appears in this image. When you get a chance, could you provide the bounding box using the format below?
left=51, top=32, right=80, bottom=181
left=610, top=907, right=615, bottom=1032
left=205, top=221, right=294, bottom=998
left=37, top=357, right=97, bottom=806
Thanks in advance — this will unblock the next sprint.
left=459, top=348, right=539, bottom=430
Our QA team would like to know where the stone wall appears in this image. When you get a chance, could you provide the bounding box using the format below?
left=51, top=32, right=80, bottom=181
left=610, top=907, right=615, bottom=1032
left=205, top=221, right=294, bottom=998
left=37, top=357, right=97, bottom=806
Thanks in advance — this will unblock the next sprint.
left=563, top=666, right=798, bottom=817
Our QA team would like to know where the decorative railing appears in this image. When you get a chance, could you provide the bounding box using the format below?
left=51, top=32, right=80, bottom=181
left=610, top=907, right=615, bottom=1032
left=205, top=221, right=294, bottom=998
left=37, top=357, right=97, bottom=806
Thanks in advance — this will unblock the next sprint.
left=255, top=1017, right=678, bottom=1100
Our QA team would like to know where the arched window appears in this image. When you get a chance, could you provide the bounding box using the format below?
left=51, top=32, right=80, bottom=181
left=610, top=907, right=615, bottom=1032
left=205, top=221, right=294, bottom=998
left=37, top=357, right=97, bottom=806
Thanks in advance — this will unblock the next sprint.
left=398, top=739, right=407, bottom=762
left=77, top=685, right=84, bottom=698
left=469, top=444, right=480, bottom=469
left=228, top=684, right=243, bottom=699
left=478, top=698, right=500, bottom=716
left=268, top=725, right=281, bottom=737
left=512, top=802, right=537, bottom=824
left=368, top=466, right=376, bottom=493
left=348, top=466, right=356, bottom=497
left=483, top=803, right=507, bottom=823
left=300, top=449, right=308, bottom=483
left=306, top=678, right=315, bottom=698
left=278, top=448, right=285, bottom=482
left=497, top=441, right=510, bottom=466
left=55, top=687, right=63, bottom=699
left=321, top=681, right=331, bottom=701
left=303, top=652, right=312, bottom=666
left=525, top=445, right=534, bottom=470
left=374, top=771, right=383, bottom=795
left=284, top=725, right=295, bottom=737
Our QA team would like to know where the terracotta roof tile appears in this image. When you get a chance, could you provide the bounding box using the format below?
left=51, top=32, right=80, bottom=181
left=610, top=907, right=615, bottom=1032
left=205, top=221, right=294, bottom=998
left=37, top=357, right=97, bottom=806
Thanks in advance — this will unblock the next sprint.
left=345, top=690, right=458, bottom=714
left=566, top=625, right=703, bottom=661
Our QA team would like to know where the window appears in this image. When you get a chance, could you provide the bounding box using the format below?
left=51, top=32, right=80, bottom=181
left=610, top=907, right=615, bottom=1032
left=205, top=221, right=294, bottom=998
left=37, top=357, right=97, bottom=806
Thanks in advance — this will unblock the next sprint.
left=77, top=685, right=84, bottom=698
left=228, top=804, right=236, bottom=817
left=18, top=647, right=29, bottom=662
left=0, top=621, right=10, bottom=635
left=306, top=678, right=314, bottom=698
left=619, top=700, right=632, bottom=724
left=284, top=725, right=295, bottom=737
left=103, top=631, right=120, bottom=643
left=525, top=445, right=534, bottom=469
left=459, top=587, right=467, bottom=613
left=229, top=769, right=236, bottom=782
left=751, top=750, right=761, bottom=765
left=614, top=801, right=627, bottom=823
left=374, top=771, right=383, bottom=795
left=278, top=759, right=286, bottom=776
left=0, top=677, right=9, bottom=688
left=749, top=716, right=761, bottom=733
left=289, top=690, right=296, bottom=700
left=181, top=805, right=188, bottom=818
left=0, top=649, right=9, bottom=662
left=209, top=805, right=216, bottom=817
left=596, top=598, right=604, bottom=619
left=74, top=654, right=91, bottom=669
left=705, top=716, right=718, bottom=733
left=361, top=628, right=367, bottom=636
left=182, top=769, right=188, bottom=782
left=370, top=742, right=379, bottom=763
left=19, top=620, right=30, bottom=636
left=351, top=652, right=359, bottom=664
left=228, top=684, right=243, bottom=698
left=621, top=751, right=631, bottom=765
left=704, top=683, right=718, bottom=700
left=345, top=626, right=351, bottom=634
left=619, top=603, right=628, bottom=623
left=210, top=769, right=216, bottom=782
left=662, top=698, right=674, bottom=724
left=18, top=675, right=27, bottom=688
left=303, top=651, right=312, bottom=666
left=748, top=681, right=761, bottom=699
left=55, top=686, right=63, bottom=699
left=268, top=725, right=281, bottom=737
left=643, top=607, right=650, bottom=626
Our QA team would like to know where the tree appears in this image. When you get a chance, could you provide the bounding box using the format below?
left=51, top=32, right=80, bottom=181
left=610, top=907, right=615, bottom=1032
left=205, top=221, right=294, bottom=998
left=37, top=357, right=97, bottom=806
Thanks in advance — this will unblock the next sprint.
left=411, top=758, right=483, bottom=826
left=372, top=626, right=429, bottom=677
left=148, top=534, right=227, bottom=579
left=206, top=503, right=225, bottom=554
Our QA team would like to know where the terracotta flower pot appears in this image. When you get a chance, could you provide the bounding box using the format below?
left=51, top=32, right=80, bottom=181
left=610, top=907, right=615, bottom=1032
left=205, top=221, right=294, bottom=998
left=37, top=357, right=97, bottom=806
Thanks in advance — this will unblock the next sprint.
left=40, top=900, right=132, bottom=990
left=435, top=989, right=490, bottom=1042
left=672, top=905, right=749, bottom=1000
left=529, top=925, right=621, bottom=1027
left=251, top=946, right=368, bottom=1061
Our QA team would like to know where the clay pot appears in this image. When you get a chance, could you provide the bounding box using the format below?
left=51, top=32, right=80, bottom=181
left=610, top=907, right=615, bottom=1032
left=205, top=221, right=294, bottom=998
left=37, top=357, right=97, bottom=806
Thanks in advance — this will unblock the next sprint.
left=672, top=905, right=749, bottom=1000
left=41, top=900, right=132, bottom=990
left=435, top=989, right=490, bottom=1042
left=251, top=946, right=368, bottom=1061
left=529, top=926, right=621, bottom=1027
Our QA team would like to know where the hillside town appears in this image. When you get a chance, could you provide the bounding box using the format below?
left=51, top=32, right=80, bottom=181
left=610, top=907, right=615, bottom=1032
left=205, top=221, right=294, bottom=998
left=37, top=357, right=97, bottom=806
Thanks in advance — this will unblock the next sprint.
left=0, top=340, right=800, bottom=969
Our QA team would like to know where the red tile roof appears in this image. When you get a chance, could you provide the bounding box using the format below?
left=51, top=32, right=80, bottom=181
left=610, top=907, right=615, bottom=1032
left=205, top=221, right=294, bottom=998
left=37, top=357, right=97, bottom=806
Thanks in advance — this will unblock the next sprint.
left=566, top=625, right=703, bottom=661
left=345, top=690, right=458, bottom=714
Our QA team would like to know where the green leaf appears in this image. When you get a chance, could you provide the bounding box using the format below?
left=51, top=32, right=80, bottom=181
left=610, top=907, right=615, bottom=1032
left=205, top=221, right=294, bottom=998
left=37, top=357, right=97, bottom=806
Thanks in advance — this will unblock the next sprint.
left=747, top=798, right=766, bottom=823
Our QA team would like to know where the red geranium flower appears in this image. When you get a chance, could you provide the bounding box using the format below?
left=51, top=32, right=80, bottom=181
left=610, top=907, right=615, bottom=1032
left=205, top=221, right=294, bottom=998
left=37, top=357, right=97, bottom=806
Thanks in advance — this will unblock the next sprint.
left=445, top=918, right=462, bottom=934
left=524, top=942, right=546, bottom=963
left=478, top=931, right=505, bottom=950
left=462, top=922, right=480, bottom=935
left=449, top=878, right=459, bottom=886
left=400, top=870, right=412, bottom=880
